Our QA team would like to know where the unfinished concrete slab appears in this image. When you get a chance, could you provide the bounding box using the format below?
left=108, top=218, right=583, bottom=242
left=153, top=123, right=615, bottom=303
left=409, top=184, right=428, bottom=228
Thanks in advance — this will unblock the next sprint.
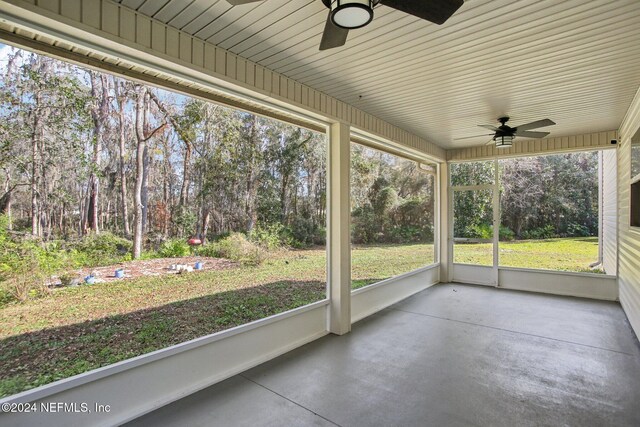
left=127, top=284, right=640, bottom=427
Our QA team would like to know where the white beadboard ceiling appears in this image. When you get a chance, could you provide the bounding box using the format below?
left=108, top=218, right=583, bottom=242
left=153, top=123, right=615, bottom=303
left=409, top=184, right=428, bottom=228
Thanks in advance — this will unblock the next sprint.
left=115, top=0, right=640, bottom=149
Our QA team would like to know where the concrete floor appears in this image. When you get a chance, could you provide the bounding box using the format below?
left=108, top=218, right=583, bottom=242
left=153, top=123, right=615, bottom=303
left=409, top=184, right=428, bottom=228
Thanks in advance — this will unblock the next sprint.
left=127, top=283, right=640, bottom=427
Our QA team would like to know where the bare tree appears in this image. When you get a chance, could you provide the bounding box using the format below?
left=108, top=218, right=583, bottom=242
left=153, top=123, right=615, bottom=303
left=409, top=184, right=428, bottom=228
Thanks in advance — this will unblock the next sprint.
left=132, top=85, right=165, bottom=259
left=148, top=91, right=194, bottom=207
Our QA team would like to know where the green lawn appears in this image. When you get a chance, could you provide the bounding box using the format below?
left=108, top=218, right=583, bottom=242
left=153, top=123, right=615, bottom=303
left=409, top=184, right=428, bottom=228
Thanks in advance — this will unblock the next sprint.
left=0, top=244, right=434, bottom=397
left=454, top=237, right=602, bottom=273
left=0, top=238, right=597, bottom=397
left=351, top=243, right=435, bottom=289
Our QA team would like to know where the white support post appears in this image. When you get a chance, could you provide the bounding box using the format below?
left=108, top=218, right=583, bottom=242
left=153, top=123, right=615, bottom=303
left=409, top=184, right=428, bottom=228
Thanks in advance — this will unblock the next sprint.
left=439, top=162, right=451, bottom=282
left=328, top=122, right=351, bottom=335
left=492, top=158, right=500, bottom=286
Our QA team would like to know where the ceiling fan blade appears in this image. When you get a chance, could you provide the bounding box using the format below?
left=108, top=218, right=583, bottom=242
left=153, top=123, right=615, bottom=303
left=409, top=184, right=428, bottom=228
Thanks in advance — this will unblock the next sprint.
left=319, top=13, right=349, bottom=51
left=226, top=0, right=263, bottom=4
left=380, top=0, right=464, bottom=25
left=454, top=134, right=494, bottom=140
left=516, top=130, right=550, bottom=139
left=485, top=139, right=497, bottom=146
left=478, top=124, right=498, bottom=131
left=516, top=119, right=556, bottom=131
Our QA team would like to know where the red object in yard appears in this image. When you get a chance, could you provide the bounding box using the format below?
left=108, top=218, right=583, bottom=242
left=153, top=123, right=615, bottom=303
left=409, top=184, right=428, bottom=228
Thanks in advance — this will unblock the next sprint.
left=188, top=238, right=202, bottom=246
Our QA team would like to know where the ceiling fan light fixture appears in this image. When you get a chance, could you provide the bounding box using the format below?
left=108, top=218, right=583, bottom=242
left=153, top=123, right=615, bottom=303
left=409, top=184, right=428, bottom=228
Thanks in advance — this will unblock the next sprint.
left=330, top=0, right=374, bottom=29
left=494, top=135, right=514, bottom=148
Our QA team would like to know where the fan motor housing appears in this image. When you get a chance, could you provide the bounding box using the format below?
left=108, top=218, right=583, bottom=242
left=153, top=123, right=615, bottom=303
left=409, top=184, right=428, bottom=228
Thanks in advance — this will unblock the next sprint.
left=322, top=0, right=379, bottom=30
left=495, top=117, right=515, bottom=138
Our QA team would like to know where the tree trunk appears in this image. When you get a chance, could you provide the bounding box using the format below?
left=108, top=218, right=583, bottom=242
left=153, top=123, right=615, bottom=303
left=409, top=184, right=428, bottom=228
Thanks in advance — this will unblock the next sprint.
left=116, top=82, right=131, bottom=238
left=201, top=209, right=210, bottom=243
left=132, top=86, right=146, bottom=259
left=162, top=134, right=171, bottom=236
left=62, top=202, right=67, bottom=237
left=179, top=142, right=192, bottom=207
left=0, top=189, right=11, bottom=215
left=87, top=72, right=110, bottom=234
left=280, top=174, right=289, bottom=224
left=142, top=145, right=150, bottom=233
left=30, top=92, right=42, bottom=237
left=104, top=199, right=111, bottom=230
left=78, top=189, right=85, bottom=237
left=132, top=86, right=165, bottom=259
left=0, top=183, right=14, bottom=230
left=245, top=116, right=260, bottom=232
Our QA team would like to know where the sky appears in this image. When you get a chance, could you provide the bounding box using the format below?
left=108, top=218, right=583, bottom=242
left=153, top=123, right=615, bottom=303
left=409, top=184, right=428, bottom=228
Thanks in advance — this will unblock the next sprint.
left=0, top=43, right=14, bottom=64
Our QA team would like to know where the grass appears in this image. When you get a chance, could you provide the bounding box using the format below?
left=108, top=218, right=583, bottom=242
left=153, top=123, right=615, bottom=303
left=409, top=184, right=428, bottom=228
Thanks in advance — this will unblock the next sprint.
left=1, top=244, right=432, bottom=397
left=0, top=238, right=598, bottom=397
left=0, top=250, right=319, bottom=397
left=351, top=243, right=435, bottom=289
left=454, top=236, right=603, bottom=273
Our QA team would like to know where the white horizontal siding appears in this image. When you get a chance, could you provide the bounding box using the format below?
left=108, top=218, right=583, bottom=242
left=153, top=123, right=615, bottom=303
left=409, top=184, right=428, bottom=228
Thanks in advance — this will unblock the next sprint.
left=618, top=87, right=640, bottom=340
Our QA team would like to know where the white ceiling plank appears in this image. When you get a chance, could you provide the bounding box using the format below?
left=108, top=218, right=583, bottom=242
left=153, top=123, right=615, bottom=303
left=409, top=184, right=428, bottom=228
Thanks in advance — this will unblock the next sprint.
left=234, top=8, right=327, bottom=58
left=113, top=0, right=640, bottom=148
left=119, top=0, right=146, bottom=9
left=153, top=0, right=196, bottom=24
left=322, top=36, right=640, bottom=103
left=180, top=1, right=225, bottom=33
left=299, top=0, right=619, bottom=89
left=138, top=0, right=173, bottom=17
left=219, top=0, right=317, bottom=51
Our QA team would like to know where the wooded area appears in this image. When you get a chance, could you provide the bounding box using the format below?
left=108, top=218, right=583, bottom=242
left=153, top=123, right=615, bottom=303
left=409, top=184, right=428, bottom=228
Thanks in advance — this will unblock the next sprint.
left=0, top=47, right=435, bottom=269
left=0, top=48, right=329, bottom=255
left=452, top=153, right=600, bottom=240
left=351, top=145, right=435, bottom=245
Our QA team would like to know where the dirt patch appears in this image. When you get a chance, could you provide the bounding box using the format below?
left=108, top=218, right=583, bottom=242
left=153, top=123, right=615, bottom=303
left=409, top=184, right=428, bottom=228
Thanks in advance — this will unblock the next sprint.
left=57, top=257, right=238, bottom=286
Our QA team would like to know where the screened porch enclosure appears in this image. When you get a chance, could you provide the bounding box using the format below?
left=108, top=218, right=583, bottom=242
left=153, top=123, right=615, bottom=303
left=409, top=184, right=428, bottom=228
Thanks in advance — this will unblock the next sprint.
left=450, top=150, right=617, bottom=285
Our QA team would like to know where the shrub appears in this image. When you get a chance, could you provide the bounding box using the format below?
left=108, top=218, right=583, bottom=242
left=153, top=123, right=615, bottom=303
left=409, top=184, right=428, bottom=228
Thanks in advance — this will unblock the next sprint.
left=351, top=206, right=377, bottom=244
left=0, top=288, right=13, bottom=307
left=521, top=225, right=556, bottom=240
left=499, top=226, right=515, bottom=241
left=567, top=222, right=591, bottom=237
left=196, top=242, right=219, bottom=258
left=464, top=223, right=492, bottom=240
left=249, top=222, right=291, bottom=250
left=287, top=217, right=325, bottom=248
left=0, top=219, right=52, bottom=302
left=69, top=232, right=132, bottom=266
left=314, top=226, right=326, bottom=246
left=157, top=239, right=192, bottom=258
left=388, top=224, right=433, bottom=243
left=202, top=233, right=265, bottom=266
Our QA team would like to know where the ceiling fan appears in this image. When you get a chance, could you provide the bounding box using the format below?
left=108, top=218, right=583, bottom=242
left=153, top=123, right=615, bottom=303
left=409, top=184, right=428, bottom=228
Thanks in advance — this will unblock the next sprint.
left=455, top=117, right=556, bottom=148
left=225, top=0, right=464, bottom=50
